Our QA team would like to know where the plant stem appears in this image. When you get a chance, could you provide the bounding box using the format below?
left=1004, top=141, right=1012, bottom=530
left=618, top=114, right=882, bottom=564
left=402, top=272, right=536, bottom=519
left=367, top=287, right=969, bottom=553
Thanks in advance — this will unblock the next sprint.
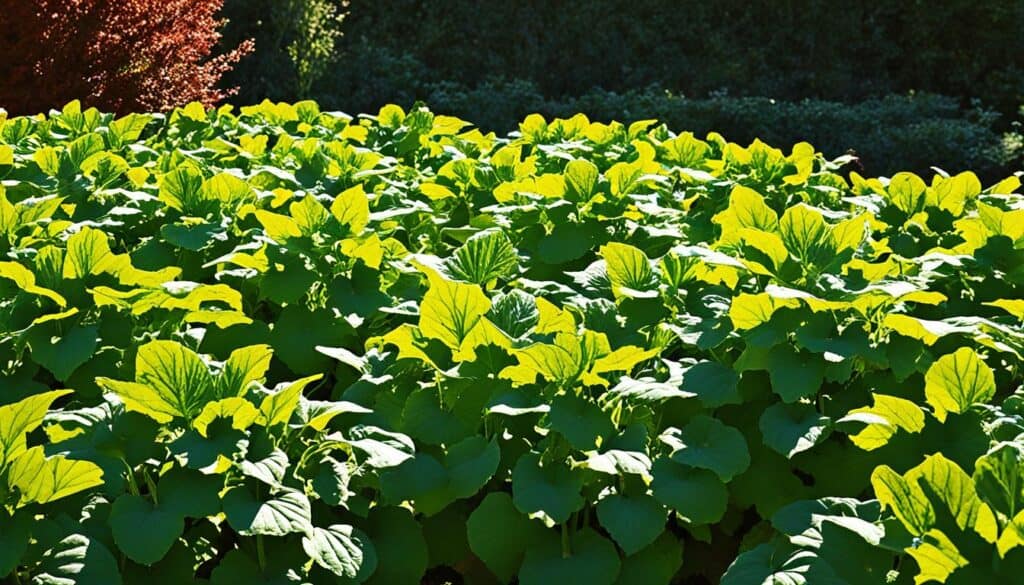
left=142, top=467, right=159, bottom=505
left=561, top=520, right=572, bottom=559
left=257, top=535, right=266, bottom=571
left=123, top=459, right=139, bottom=497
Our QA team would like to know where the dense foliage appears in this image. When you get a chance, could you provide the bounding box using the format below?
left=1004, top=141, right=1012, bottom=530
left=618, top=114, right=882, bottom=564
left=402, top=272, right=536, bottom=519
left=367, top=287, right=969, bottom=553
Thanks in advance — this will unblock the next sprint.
left=222, top=0, right=1024, bottom=117
left=1, top=101, right=1024, bottom=584
left=220, top=0, right=1021, bottom=179
left=0, top=1, right=252, bottom=116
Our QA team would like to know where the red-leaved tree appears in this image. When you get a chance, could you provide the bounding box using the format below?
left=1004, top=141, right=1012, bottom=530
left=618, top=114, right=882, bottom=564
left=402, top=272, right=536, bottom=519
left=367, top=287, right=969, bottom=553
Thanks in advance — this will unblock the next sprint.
left=0, top=0, right=254, bottom=115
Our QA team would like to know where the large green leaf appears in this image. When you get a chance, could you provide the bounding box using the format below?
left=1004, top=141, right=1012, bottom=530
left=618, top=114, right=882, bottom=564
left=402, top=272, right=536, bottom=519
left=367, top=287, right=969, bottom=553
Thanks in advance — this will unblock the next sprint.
left=0, top=510, right=31, bottom=578
left=364, top=506, right=428, bottom=585
left=109, top=494, right=183, bottom=565
left=720, top=542, right=818, bottom=585
left=660, top=416, right=750, bottom=482
left=614, top=532, right=683, bottom=585
left=222, top=487, right=313, bottom=537
left=759, top=402, right=831, bottom=458
left=468, top=492, right=549, bottom=582
left=302, top=524, right=377, bottom=580
left=766, top=345, right=825, bottom=403
left=651, top=459, right=728, bottom=525
left=519, top=529, right=621, bottom=585
left=596, top=493, right=666, bottom=555
left=26, top=325, right=98, bottom=382
left=512, top=453, right=585, bottom=524
left=548, top=393, right=614, bottom=450
left=32, top=534, right=122, bottom=585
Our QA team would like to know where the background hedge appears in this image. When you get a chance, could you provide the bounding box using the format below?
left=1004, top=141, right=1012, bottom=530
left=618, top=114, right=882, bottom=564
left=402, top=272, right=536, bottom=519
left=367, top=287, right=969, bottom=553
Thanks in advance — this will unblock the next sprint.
left=219, top=0, right=1024, bottom=179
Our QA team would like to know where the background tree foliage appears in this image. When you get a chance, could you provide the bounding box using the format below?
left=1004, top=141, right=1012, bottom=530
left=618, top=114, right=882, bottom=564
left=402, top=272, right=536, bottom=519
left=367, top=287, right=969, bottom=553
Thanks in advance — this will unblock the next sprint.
left=0, top=0, right=253, bottom=115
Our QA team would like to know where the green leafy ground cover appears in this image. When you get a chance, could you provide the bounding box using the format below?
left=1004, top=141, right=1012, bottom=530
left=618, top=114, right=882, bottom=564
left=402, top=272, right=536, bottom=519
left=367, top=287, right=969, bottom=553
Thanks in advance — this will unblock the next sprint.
left=0, top=100, right=1023, bottom=584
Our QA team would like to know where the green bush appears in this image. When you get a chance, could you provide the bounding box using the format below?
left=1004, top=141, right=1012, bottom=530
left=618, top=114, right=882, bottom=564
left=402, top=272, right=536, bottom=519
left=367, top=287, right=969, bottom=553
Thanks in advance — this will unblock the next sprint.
left=1, top=100, right=1024, bottom=584
left=266, top=0, right=1024, bottom=117
left=356, top=81, right=1009, bottom=180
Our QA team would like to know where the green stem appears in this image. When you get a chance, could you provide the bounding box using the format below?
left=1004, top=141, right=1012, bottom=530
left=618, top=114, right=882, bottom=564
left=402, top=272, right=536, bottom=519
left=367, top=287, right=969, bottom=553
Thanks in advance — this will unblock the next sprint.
left=257, top=535, right=266, bottom=571
left=561, top=521, right=572, bottom=559
left=142, top=467, right=159, bottom=505
left=122, top=459, right=139, bottom=497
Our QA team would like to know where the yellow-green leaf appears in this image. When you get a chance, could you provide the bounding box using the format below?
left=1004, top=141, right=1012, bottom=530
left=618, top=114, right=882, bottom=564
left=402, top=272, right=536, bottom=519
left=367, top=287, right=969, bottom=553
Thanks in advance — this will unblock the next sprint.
left=729, top=292, right=799, bottom=330
left=883, top=314, right=969, bottom=346
left=986, top=299, right=1024, bottom=320
left=927, top=171, right=980, bottom=217
left=997, top=510, right=1024, bottom=557
left=418, top=272, right=491, bottom=350
left=924, top=348, right=995, bottom=422
left=62, top=227, right=116, bottom=279
left=887, top=172, right=927, bottom=214
left=871, top=465, right=934, bottom=536
left=843, top=394, right=925, bottom=451
left=193, top=398, right=260, bottom=437
left=738, top=228, right=789, bottom=273
left=0, top=261, right=67, bottom=307
left=535, top=297, right=575, bottom=334
left=221, top=344, right=274, bottom=397
left=98, top=340, right=215, bottom=422
left=713, top=185, right=779, bottom=245
left=590, top=345, right=659, bottom=376
left=599, top=242, right=657, bottom=297
left=564, top=159, right=599, bottom=200
left=290, top=194, right=331, bottom=236
left=0, top=390, right=72, bottom=466
left=420, top=183, right=456, bottom=200
left=330, top=184, right=370, bottom=234
left=260, top=374, right=323, bottom=428
left=254, top=210, right=302, bottom=242
left=908, top=453, right=998, bottom=542
left=455, top=318, right=514, bottom=362
left=779, top=204, right=835, bottom=264
left=906, top=529, right=968, bottom=585
left=8, top=446, right=104, bottom=507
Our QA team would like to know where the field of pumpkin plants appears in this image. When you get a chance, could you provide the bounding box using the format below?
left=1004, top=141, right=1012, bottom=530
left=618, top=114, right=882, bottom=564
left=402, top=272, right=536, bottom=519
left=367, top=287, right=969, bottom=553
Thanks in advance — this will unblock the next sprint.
left=0, top=100, right=1023, bottom=584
